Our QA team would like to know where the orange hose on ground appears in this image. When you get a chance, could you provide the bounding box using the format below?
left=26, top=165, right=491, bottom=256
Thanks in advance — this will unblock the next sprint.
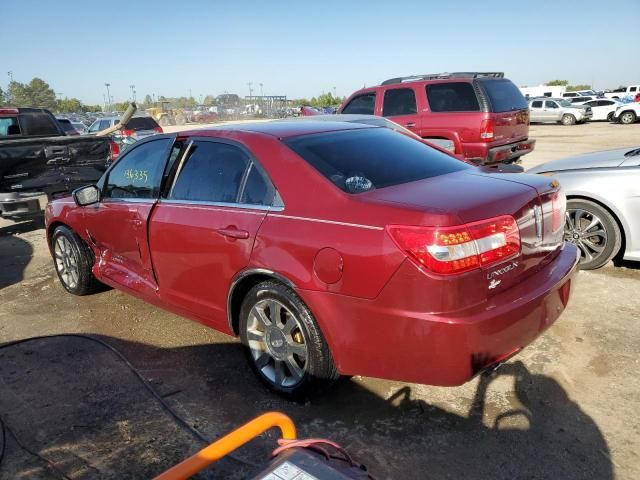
left=154, top=411, right=297, bottom=480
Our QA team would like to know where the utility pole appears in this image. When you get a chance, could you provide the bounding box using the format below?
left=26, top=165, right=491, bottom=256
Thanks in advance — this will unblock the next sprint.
left=247, top=82, right=253, bottom=101
left=130, top=84, right=136, bottom=102
left=104, top=83, right=111, bottom=112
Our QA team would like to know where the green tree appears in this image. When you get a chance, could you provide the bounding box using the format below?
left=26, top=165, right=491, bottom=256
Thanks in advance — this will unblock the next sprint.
left=112, top=101, right=131, bottom=111
left=546, top=80, right=569, bottom=86
left=84, top=104, right=102, bottom=113
left=203, top=95, right=216, bottom=105
left=567, top=84, right=592, bottom=92
left=7, top=78, right=57, bottom=109
left=0, top=86, right=4, bottom=106
left=143, top=94, right=153, bottom=107
left=57, top=97, right=84, bottom=113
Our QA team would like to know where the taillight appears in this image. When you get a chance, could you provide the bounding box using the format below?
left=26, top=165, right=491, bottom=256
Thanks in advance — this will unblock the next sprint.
left=387, top=215, right=520, bottom=275
left=109, top=141, right=120, bottom=161
left=551, top=188, right=566, bottom=232
left=154, top=126, right=163, bottom=133
left=480, top=119, right=494, bottom=141
left=119, top=128, right=135, bottom=137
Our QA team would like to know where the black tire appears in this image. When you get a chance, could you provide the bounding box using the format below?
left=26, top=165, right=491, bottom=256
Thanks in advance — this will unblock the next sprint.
left=619, top=111, right=637, bottom=124
left=565, top=199, right=621, bottom=270
left=51, top=226, right=103, bottom=295
left=561, top=114, right=576, bottom=125
left=239, top=280, right=338, bottom=399
left=606, top=112, right=615, bottom=122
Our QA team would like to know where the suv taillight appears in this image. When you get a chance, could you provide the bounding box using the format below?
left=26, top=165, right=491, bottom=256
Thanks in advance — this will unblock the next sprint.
left=154, top=126, right=163, bottom=133
left=109, top=141, right=120, bottom=161
left=480, top=119, right=494, bottom=141
left=119, top=128, right=135, bottom=137
left=551, top=188, right=566, bottom=232
left=387, top=216, right=520, bottom=275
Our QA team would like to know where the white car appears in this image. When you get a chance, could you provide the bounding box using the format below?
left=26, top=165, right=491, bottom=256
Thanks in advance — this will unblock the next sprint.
left=582, top=99, right=622, bottom=121
left=612, top=102, right=640, bottom=124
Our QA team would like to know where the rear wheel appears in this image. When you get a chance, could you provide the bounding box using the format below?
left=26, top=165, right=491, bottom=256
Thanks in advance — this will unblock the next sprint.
left=606, top=112, right=615, bottom=122
left=52, top=226, right=103, bottom=295
left=239, top=280, right=338, bottom=399
left=619, top=111, right=637, bottom=124
left=561, top=114, right=576, bottom=125
left=564, top=199, right=621, bottom=270
left=158, top=116, right=170, bottom=127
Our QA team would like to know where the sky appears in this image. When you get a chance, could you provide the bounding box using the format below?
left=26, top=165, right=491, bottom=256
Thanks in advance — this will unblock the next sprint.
left=2, top=0, right=639, bottom=105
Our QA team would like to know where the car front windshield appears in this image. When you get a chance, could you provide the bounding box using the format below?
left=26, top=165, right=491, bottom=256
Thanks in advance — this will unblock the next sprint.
left=558, top=99, right=572, bottom=107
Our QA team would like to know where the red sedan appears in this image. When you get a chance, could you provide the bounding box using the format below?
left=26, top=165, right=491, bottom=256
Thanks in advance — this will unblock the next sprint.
left=45, top=121, right=579, bottom=398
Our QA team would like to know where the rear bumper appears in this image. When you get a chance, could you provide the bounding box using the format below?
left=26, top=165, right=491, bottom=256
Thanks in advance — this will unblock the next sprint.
left=300, top=242, right=579, bottom=386
left=0, top=193, right=42, bottom=218
left=487, top=138, right=536, bottom=164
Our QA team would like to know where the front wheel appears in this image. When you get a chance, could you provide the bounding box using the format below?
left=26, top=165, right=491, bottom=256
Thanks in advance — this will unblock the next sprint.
left=239, top=281, right=338, bottom=399
left=606, top=112, right=615, bottom=122
left=619, top=111, right=637, bottom=124
left=564, top=199, right=621, bottom=270
left=561, top=114, right=576, bottom=125
left=51, top=226, right=103, bottom=295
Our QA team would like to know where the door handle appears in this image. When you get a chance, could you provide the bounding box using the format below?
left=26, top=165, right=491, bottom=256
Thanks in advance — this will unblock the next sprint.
left=217, top=227, right=250, bottom=240
left=404, top=122, right=416, bottom=127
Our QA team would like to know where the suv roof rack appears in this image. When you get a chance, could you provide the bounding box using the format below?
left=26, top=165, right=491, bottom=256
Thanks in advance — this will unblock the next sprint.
left=381, top=72, right=504, bottom=86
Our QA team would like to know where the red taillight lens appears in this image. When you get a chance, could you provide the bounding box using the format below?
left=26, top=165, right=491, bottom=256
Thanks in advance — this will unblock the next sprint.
left=551, top=188, right=566, bottom=232
left=154, top=126, right=163, bottom=133
left=387, top=215, right=520, bottom=275
left=480, top=119, right=495, bottom=141
left=109, top=141, right=120, bottom=161
left=119, top=128, right=135, bottom=137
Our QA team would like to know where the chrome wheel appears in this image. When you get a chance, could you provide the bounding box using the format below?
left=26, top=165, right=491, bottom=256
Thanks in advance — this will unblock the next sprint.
left=246, top=299, right=308, bottom=388
left=54, top=236, right=79, bottom=289
left=564, top=208, right=607, bottom=264
left=620, top=112, right=636, bottom=124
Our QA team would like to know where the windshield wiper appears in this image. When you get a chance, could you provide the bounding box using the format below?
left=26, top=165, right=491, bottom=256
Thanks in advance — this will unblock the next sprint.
left=624, top=147, right=640, bottom=157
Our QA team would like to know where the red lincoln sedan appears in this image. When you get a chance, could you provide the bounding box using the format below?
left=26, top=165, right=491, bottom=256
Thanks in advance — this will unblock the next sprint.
left=45, top=121, right=579, bottom=398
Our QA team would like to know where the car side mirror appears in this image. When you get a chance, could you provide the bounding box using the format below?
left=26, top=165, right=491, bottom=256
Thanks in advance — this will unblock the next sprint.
left=73, top=185, right=101, bottom=206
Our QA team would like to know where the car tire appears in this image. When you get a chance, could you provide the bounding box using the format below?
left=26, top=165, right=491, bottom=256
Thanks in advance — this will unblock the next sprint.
left=51, top=226, right=103, bottom=295
left=606, top=112, right=615, bottom=122
left=561, top=114, right=576, bottom=125
left=619, top=111, right=637, bottom=124
left=158, top=116, right=169, bottom=127
left=239, top=280, right=338, bottom=399
left=565, top=199, right=621, bottom=270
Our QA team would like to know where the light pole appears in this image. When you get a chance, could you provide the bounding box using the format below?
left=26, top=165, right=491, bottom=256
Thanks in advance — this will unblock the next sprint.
left=247, top=82, right=253, bottom=101
left=130, top=84, right=136, bottom=102
left=105, top=83, right=111, bottom=112
left=333, top=86, right=337, bottom=97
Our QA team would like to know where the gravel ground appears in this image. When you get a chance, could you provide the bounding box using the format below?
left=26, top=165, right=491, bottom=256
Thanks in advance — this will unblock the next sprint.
left=0, top=122, right=638, bottom=479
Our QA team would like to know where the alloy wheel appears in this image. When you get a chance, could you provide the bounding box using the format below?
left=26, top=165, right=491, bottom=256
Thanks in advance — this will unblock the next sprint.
left=246, top=299, right=308, bottom=388
left=564, top=208, right=607, bottom=264
left=54, top=236, right=80, bottom=289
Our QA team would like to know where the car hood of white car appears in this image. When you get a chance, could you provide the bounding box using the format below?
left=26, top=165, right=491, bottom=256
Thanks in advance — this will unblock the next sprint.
left=527, top=147, right=639, bottom=173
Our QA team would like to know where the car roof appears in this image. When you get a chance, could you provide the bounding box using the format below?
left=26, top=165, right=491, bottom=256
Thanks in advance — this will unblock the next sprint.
left=181, top=120, right=375, bottom=139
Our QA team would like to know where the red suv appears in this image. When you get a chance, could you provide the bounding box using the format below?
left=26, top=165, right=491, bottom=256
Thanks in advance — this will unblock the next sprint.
left=46, top=121, right=577, bottom=398
left=339, top=72, right=535, bottom=165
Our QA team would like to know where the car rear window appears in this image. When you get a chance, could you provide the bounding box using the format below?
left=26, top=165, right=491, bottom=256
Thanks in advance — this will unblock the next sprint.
left=0, top=117, right=20, bottom=136
left=478, top=79, right=529, bottom=112
left=57, top=119, right=75, bottom=134
left=284, top=127, right=469, bottom=194
left=20, top=113, right=61, bottom=136
left=124, top=117, right=159, bottom=130
left=426, top=82, right=480, bottom=112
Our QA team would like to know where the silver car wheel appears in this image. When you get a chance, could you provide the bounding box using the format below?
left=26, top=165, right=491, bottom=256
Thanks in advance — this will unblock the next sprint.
left=564, top=208, right=607, bottom=264
left=620, top=112, right=635, bottom=124
left=54, top=236, right=79, bottom=289
left=246, top=299, right=308, bottom=388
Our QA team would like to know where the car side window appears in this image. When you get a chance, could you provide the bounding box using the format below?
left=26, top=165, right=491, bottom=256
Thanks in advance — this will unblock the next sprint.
left=531, top=101, right=543, bottom=108
left=630, top=87, right=637, bottom=92
left=169, top=141, right=249, bottom=203
left=88, top=121, right=101, bottom=133
left=239, top=163, right=276, bottom=206
left=545, top=101, right=558, bottom=109
left=98, top=120, right=111, bottom=130
left=105, top=138, right=171, bottom=200
left=426, top=83, right=480, bottom=112
left=342, top=93, right=376, bottom=115
left=584, top=101, right=596, bottom=107
left=382, top=88, right=417, bottom=117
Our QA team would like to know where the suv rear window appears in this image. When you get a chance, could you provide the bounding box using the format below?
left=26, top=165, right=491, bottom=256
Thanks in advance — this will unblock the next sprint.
left=479, top=79, right=528, bottom=112
left=341, top=93, right=376, bottom=115
left=284, top=127, right=468, bottom=194
left=426, top=82, right=480, bottom=112
left=124, top=117, right=160, bottom=130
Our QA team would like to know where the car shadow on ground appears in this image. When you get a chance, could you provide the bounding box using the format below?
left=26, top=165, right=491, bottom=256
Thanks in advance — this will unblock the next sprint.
left=0, top=335, right=613, bottom=480
left=0, top=218, right=41, bottom=289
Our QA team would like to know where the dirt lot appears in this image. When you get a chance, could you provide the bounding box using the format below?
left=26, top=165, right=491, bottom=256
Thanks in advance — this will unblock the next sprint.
left=1, top=122, right=639, bottom=479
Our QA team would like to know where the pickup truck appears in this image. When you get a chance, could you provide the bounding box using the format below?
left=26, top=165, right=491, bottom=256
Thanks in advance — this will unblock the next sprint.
left=0, top=107, right=118, bottom=218
left=604, top=85, right=640, bottom=101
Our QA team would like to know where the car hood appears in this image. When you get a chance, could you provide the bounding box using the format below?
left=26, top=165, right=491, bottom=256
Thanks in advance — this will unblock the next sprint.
left=527, top=147, right=640, bottom=174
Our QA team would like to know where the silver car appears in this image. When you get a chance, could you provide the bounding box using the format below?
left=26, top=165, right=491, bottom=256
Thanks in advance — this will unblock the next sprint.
left=528, top=147, right=640, bottom=269
left=528, top=97, right=593, bottom=125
